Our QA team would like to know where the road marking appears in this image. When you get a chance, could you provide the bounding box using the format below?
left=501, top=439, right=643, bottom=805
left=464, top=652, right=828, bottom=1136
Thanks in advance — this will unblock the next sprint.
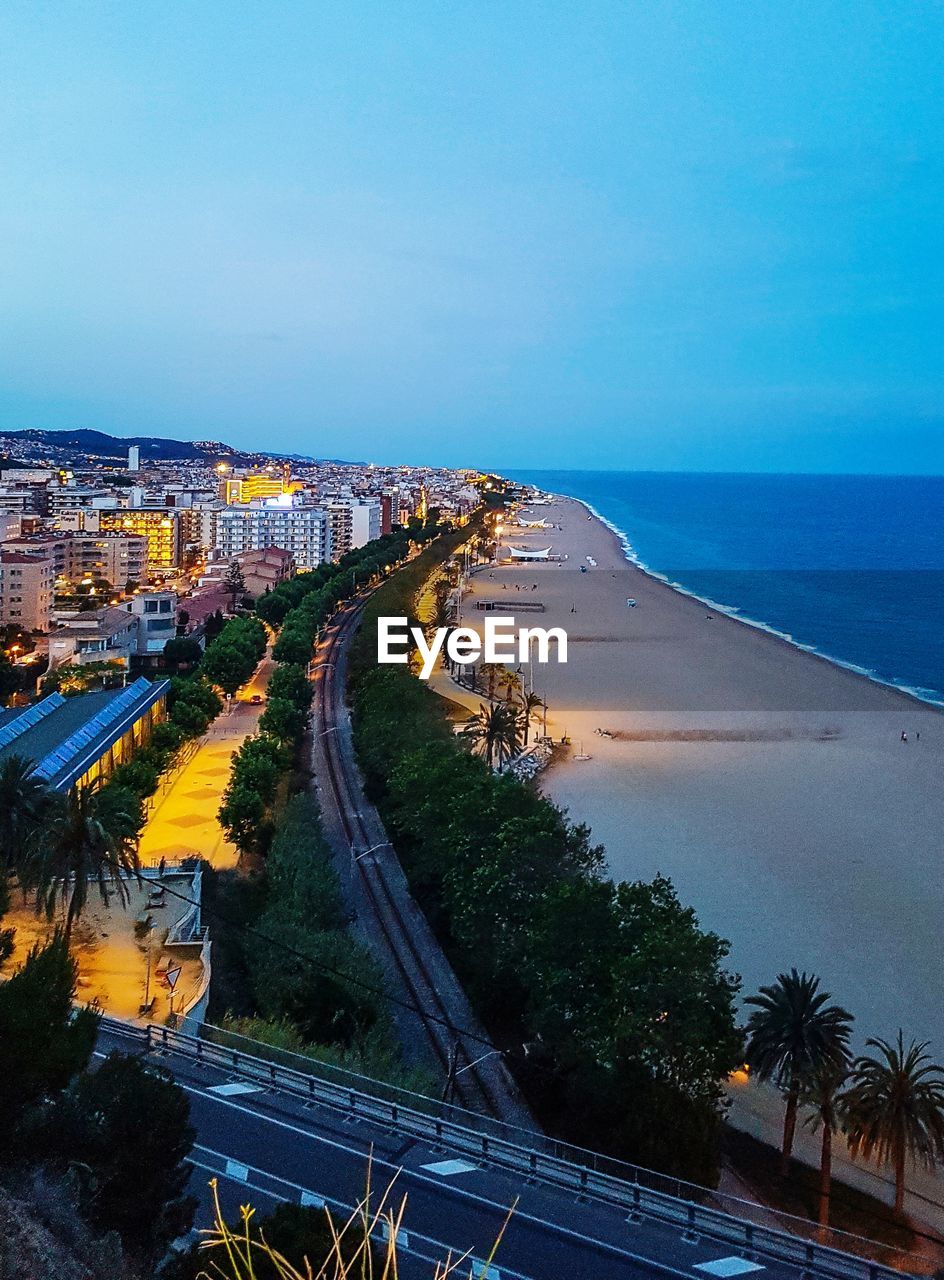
left=472, top=1262, right=501, bottom=1279
left=225, top=1159, right=250, bottom=1182
left=420, top=1158, right=477, bottom=1176
left=380, top=1222, right=410, bottom=1249
left=207, top=1082, right=263, bottom=1097
left=177, top=1090, right=708, bottom=1280
left=301, top=1190, right=326, bottom=1208
left=694, top=1260, right=765, bottom=1277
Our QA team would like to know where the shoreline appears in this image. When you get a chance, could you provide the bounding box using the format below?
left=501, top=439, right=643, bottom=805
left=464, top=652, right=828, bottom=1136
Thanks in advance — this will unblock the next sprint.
left=460, top=495, right=944, bottom=1225
left=560, top=491, right=944, bottom=711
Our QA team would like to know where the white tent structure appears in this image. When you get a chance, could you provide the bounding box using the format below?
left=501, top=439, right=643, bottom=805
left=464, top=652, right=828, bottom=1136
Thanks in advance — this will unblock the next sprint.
left=517, top=517, right=550, bottom=528
left=507, top=544, right=552, bottom=559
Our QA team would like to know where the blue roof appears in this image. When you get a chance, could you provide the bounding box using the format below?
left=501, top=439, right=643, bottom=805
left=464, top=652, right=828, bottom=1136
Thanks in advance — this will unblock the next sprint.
left=0, top=677, right=169, bottom=791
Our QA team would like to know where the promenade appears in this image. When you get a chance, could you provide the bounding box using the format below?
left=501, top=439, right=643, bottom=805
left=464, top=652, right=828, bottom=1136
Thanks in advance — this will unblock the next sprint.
left=137, top=650, right=273, bottom=870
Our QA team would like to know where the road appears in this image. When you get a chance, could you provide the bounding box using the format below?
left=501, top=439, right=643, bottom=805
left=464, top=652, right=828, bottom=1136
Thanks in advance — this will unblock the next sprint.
left=98, top=1022, right=848, bottom=1280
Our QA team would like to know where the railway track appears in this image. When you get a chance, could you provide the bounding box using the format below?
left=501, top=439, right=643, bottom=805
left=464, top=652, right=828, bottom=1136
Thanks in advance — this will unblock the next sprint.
left=312, top=596, right=508, bottom=1118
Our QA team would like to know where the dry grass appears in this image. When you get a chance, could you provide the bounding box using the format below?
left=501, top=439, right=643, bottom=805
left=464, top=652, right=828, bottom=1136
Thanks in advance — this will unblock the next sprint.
left=188, top=1165, right=514, bottom=1280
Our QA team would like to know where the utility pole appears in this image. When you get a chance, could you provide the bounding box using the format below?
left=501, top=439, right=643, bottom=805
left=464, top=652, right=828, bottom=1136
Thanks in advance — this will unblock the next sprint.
left=441, top=1040, right=460, bottom=1104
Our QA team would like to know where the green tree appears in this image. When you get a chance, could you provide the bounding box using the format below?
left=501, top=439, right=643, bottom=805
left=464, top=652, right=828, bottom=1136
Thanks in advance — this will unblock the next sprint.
left=163, top=635, right=203, bottom=670
left=518, top=690, right=545, bottom=745
left=29, top=784, right=142, bottom=936
left=222, top=558, right=247, bottom=612
left=272, top=625, right=313, bottom=665
left=0, top=932, right=99, bottom=1147
left=259, top=694, right=308, bottom=743
left=47, top=1052, right=196, bottom=1259
left=0, top=753, right=55, bottom=873
left=802, top=1062, right=849, bottom=1228
left=462, top=701, right=520, bottom=768
left=842, top=1032, right=944, bottom=1215
left=477, top=662, right=504, bottom=703
left=744, top=970, right=853, bottom=1174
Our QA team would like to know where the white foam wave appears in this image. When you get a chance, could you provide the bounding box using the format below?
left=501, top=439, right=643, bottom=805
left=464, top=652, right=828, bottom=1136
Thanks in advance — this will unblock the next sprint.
left=554, top=492, right=944, bottom=710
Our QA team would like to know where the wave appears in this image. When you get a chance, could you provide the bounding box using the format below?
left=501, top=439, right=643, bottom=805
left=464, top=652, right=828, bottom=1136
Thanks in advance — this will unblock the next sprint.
left=541, top=488, right=944, bottom=710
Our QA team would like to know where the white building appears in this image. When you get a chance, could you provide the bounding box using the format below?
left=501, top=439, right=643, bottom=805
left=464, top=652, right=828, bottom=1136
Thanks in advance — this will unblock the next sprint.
left=217, top=503, right=329, bottom=570
left=350, top=500, right=381, bottom=549
left=128, top=445, right=140, bottom=472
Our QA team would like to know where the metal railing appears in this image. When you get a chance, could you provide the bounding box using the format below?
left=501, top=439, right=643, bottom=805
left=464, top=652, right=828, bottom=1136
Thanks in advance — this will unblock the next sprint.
left=98, top=1016, right=919, bottom=1280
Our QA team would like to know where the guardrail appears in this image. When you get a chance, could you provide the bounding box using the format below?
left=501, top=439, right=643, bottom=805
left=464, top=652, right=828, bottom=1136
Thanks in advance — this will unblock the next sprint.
left=99, top=1017, right=917, bottom=1280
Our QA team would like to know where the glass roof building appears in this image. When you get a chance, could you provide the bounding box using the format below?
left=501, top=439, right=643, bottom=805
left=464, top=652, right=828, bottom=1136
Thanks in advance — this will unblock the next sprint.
left=0, top=676, right=169, bottom=792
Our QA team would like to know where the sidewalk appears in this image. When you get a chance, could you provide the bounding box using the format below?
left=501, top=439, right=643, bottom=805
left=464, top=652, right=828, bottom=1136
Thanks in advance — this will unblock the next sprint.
left=728, top=1077, right=944, bottom=1237
left=137, top=652, right=274, bottom=869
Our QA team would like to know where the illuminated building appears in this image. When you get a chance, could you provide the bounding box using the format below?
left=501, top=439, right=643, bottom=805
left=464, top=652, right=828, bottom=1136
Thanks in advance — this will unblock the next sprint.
left=0, top=676, right=169, bottom=792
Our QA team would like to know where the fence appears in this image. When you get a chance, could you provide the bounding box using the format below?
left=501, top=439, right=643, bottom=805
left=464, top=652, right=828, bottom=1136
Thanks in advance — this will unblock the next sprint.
left=99, top=1016, right=920, bottom=1280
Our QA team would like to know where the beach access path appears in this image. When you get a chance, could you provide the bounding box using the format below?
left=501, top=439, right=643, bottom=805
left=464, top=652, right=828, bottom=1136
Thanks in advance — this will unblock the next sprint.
left=448, top=495, right=944, bottom=1231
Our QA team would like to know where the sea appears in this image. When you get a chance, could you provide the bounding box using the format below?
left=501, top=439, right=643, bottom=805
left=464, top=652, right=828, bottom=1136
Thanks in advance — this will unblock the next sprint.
left=504, top=471, right=944, bottom=707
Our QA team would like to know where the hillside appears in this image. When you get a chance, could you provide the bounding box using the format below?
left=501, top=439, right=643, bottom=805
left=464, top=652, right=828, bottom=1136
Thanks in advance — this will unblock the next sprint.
left=0, top=428, right=256, bottom=465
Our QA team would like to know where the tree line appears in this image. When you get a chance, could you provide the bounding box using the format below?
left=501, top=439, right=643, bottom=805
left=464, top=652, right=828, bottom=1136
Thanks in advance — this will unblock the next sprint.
left=348, top=534, right=744, bottom=1186
left=744, top=968, right=944, bottom=1226
left=210, top=517, right=452, bottom=1084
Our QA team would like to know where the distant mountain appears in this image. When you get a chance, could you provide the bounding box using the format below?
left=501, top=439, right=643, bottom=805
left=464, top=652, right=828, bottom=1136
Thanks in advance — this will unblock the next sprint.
left=0, top=428, right=259, bottom=465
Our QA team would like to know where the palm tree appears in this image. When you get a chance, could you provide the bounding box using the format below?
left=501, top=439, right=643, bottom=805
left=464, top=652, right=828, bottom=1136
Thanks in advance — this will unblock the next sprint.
left=0, top=753, right=55, bottom=874
left=744, top=970, right=853, bottom=1175
left=496, top=668, right=521, bottom=704
left=841, top=1032, right=944, bottom=1215
left=518, top=690, right=545, bottom=746
left=802, top=1062, right=849, bottom=1229
left=462, top=702, right=520, bottom=769
left=29, top=785, right=142, bottom=938
left=478, top=663, right=504, bottom=704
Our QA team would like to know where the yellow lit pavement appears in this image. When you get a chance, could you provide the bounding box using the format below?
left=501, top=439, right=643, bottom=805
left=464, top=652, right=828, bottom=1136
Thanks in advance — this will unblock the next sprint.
left=137, top=651, right=274, bottom=870
left=4, top=875, right=203, bottom=1026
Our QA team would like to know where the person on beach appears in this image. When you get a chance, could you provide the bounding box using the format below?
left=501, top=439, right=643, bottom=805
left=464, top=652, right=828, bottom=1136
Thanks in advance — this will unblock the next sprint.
left=901, top=731, right=908, bottom=742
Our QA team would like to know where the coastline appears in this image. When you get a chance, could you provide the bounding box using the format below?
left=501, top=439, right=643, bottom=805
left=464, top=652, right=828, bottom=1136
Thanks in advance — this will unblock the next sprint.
left=451, top=494, right=944, bottom=1224
left=455, top=493, right=944, bottom=1051
left=562, top=491, right=944, bottom=710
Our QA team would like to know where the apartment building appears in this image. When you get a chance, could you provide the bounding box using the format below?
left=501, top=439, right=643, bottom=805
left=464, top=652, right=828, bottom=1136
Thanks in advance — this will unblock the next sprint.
left=326, top=503, right=353, bottom=561
left=350, top=500, right=381, bottom=549
left=6, top=532, right=148, bottom=589
left=0, top=549, right=54, bottom=630
left=217, top=504, right=328, bottom=570
left=89, top=509, right=182, bottom=570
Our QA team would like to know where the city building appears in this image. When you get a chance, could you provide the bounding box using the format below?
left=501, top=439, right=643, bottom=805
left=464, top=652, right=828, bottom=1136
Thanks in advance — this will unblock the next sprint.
left=219, top=470, right=300, bottom=505
left=326, top=503, right=353, bottom=561
left=122, top=591, right=178, bottom=658
left=128, top=445, right=140, bottom=472
left=217, top=504, right=328, bottom=570
left=93, top=509, right=182, bottom=570
left=0, top=677, right=169, bottom=792
left=0, top=549, right=54, bottom=630
left=350, top=499, right=381, bottom=548
left=5, top=532, right=147, bottom=590
left=48, top=607, right=139, bottom=669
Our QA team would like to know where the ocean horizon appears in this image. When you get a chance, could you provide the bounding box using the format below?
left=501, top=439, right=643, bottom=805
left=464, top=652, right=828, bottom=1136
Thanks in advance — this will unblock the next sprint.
left=504, top=470, right=944, bottom=707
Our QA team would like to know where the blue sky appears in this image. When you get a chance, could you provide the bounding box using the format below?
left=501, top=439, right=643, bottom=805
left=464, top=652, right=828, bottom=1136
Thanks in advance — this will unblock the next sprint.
left=0, top=2, right=941, bottom=471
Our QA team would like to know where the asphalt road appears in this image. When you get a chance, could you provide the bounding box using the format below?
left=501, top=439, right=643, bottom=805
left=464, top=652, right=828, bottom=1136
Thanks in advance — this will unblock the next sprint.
left=97, top=1025, right=825, bottom=1280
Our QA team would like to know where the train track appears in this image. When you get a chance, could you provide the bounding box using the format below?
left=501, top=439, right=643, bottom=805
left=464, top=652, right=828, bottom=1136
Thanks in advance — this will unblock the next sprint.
left=312, top=596, right=507, bottom=1118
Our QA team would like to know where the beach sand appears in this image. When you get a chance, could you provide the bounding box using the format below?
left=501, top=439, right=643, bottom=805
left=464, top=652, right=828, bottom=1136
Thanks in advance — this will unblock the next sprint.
left=447, top=496, right=944, bottom=1223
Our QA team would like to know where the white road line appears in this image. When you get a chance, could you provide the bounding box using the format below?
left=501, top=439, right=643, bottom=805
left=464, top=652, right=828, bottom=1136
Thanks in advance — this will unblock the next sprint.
left=694, top=1260, right=765, bottom=1277
left=421, top=1158, right=478, bottom=1176
left=175, top=1084, right=727, bottom=1280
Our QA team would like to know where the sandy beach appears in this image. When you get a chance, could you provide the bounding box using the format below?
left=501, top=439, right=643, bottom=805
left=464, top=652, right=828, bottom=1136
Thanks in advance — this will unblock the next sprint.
left=445, top=495, right=944, bottom=1223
